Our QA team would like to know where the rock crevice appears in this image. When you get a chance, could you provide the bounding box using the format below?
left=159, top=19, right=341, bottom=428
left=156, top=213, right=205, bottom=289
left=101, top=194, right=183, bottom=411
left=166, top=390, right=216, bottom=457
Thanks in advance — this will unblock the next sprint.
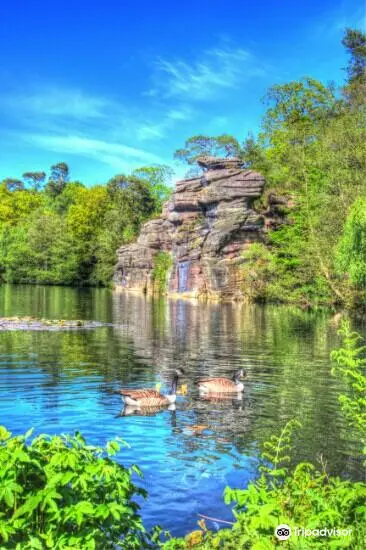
left=114, top=158, right=266, bottom=298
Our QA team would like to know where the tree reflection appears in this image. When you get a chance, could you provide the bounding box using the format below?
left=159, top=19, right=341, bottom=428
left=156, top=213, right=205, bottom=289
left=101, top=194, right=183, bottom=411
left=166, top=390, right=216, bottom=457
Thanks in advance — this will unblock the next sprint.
left=0, top=285, right=364, bottom=479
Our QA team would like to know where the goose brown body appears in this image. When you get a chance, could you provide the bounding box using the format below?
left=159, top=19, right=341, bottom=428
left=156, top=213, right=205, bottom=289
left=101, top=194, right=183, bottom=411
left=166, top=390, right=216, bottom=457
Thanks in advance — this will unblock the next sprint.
left=119, top=369, right=184, bottom=408
left=197, top=378, right=238, bottom=393
left=119, top=389, right=171, bottom=407
left=197, top=369, right=246, bottom=394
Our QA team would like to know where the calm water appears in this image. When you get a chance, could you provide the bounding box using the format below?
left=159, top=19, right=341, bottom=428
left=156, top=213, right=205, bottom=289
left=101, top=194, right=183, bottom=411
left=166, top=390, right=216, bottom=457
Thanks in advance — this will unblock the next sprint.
left=0, top=284, right=364, bottom=536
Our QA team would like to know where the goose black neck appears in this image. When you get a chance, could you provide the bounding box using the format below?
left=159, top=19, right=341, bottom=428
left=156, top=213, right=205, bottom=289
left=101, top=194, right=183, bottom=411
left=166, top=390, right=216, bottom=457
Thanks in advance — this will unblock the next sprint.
left=170, top=374, right=179, bottom=395
left=233, top=371, right=241, bottom=383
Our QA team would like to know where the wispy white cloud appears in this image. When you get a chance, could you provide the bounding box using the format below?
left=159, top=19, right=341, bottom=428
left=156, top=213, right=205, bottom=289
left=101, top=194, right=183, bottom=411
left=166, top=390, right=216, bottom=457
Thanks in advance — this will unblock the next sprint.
left=2, top=87, right=110, bottom=120
left=166, top=106, right=194, bottom=122
left=148, top=46, right=267, bottom=101
left=136, top=124, right=166, bottom=140
left=21, top=134, right=165, bottom=172
left=135, top=105, right=194, bottom=141
left=1, top=82, right=197, bottom=145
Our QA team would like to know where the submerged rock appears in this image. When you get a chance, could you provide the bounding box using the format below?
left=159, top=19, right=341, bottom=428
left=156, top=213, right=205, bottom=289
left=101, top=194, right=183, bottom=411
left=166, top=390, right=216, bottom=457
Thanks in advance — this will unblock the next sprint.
left=114, top=158, right=270, bottom=299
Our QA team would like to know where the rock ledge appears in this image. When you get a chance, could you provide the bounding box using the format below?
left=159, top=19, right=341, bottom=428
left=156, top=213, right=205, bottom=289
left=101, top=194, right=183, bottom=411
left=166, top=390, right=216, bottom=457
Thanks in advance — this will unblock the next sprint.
left=114, top=158, right=266, bottom=298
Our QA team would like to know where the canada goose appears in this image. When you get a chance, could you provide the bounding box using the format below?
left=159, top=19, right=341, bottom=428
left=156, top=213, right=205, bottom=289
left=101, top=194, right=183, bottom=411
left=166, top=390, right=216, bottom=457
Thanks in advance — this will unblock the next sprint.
left=119, top=369, right=185, bottom=407
left=197, top=369, right=246, bottom=394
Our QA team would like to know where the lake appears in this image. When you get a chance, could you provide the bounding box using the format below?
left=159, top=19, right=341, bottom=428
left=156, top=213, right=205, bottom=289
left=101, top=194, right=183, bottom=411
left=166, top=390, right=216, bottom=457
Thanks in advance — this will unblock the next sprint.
left=0, top=284, right=364, bottom=537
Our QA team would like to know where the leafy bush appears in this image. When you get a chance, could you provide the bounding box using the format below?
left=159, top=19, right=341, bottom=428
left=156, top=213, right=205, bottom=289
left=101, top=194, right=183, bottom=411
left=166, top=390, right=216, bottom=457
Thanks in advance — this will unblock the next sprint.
left=331, top=320, right=366, bottom=454
left=0, top=427, right=153, bottom=549
left=336, top=198, right=366, bottom=289
left=151, top=252, right=173, bottom=293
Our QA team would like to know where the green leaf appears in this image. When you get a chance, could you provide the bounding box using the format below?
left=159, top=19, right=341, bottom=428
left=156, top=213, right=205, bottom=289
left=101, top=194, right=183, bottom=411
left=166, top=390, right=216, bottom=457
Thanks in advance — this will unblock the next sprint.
left=0, top=427, right=11, bottom=441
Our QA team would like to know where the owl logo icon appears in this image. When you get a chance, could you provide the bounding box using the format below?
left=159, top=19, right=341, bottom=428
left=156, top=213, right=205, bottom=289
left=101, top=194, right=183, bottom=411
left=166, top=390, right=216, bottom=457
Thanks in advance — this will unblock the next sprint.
left=275, top=524, right=291, bottom=540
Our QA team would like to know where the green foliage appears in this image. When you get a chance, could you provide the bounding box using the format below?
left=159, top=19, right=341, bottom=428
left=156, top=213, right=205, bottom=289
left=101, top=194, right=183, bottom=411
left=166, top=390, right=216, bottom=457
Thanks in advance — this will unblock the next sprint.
left=0, top=427, right=154, bottom=549
left=45, top=162, right=70, bottom=198
left=151, top=252, right=173, bottom=293
left=174, top=134, right=241, bottom=169
left=342, top=28, right=366, bottom=105
left=336, top=198, right=366, bottom=288
left=240, top=243, right=277, bottom=302
left=237, top=29, right=366, bottom=308
left=331, top=320, right=366, bottom=442
left=164, top=430, right=366, bottom=549
left=240, top=235, right=333, bottom=307
left=0, top=161, right=168, bottom=286
left=3, top=178, right=24, bottom=192
left=132, top=165, right=173, bottom=212
left=22, top=172, right=46, bottom=192
left=259, top=419, right=302, bottom=480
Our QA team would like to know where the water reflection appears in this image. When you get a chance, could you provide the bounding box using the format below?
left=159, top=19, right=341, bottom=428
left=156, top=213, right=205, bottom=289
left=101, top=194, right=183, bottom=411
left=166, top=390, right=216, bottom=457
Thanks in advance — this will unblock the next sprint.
left=0, top=284, right=365, bottom=535
left=119, top=403, right=177, bottom=417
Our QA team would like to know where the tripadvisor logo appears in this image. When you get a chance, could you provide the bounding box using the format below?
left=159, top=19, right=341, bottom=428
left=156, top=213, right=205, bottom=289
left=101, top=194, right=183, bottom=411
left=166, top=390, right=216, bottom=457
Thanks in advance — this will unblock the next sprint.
left=275, top=524, right=353, bottom=540
left=275, top=524, right=291, bottom=540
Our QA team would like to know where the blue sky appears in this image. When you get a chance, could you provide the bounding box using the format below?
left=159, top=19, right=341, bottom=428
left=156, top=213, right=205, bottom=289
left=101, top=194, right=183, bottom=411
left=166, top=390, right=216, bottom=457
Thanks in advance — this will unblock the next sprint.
left=0, top=0, right=364, bottom=185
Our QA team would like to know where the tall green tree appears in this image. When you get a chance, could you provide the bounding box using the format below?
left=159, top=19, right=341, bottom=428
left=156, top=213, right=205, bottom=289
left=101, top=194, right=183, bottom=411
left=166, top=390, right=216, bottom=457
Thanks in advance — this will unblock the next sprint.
left=132, top=165, right=173, bottom=211
left=342, top=28, right=366, bottom=85
left=336, top=197, right=366, bottom=289
left=46, top=162, right=70, bottom=197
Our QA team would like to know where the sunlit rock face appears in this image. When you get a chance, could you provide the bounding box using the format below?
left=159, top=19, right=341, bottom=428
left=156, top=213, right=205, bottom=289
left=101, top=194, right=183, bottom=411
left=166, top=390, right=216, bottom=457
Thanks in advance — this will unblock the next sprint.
left=114, top=157, right=266, bottom=299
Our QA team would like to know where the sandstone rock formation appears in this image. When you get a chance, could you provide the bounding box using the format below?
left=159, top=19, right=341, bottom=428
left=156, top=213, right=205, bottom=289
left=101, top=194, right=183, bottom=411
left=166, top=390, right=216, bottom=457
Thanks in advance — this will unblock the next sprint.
left=114, top=158, right=267, bottom=299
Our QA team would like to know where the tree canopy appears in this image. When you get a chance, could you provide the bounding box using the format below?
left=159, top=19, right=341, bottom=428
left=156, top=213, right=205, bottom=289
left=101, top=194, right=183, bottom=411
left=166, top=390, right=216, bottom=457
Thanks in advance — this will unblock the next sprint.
left=0, top=162, right=173, bottom=286
left=174, top=134, right=241, bottom=166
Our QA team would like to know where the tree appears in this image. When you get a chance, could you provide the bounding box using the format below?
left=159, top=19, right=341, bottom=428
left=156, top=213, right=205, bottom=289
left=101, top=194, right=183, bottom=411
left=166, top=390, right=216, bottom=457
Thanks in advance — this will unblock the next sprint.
left=239, top=71, right=364, bottom=305
left=52, top=181, right=85, bottom=215
left=0, top=163, right=160, bottom=287
left=215, top=134, right=241, bottom=157
left=241, top=132, right=269, bottom=170
left=106, top=175, right=156, bottom=222
left=262, top=78, right=337, bottom=139
left=342, top=28, right=366, bottom=85
left=336, top=197, right=366, bottom=289
left=174, top=134, right=241, bottom=166
left=46, top=162, right=70, bottom=197
left=3, top=178, right=24, bottom=191
left=131, top=165, right=173, bottom=210
left=22, top=171, right=46, bottom=191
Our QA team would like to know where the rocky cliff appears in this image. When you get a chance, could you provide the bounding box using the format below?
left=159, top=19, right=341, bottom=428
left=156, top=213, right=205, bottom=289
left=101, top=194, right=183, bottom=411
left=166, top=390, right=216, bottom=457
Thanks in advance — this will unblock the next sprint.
left=114, top=157, right=268, bottom=299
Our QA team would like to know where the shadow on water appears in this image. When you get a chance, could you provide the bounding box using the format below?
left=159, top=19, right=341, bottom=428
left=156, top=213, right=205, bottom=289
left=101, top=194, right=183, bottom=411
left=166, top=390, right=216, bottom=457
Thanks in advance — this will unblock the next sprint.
left=0, top=284, right=365, bottom=535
